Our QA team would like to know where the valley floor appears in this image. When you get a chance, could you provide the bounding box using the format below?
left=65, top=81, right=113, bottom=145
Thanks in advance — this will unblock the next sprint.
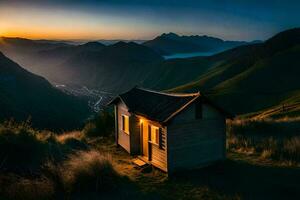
left=93, top=138, right=300, bottom=200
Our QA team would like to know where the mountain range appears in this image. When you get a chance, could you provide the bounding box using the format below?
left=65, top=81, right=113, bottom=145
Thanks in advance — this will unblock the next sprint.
left=0, top=29, right=299, bottom=119
left=0, top=37, right=163, bottom=91
left=143, top=32, right=258, bottom=55
left=52, top=41, right=164, bottom=92
left=0, top=51, right=90, bottom=130
left=0, top=37, right=72, bottom=76
left=0, top=33, right=249, bottom=94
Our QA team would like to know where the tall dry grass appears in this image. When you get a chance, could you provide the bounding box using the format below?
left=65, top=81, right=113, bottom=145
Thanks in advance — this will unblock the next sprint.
left=0, top=120, right=89, bottom=173
left=0, top=120, right=48, bottom=172
left=41, top=150, right=130, bottom=199
left=227, top=118, right=300, bottom=165
left=1, top=149, right=129, bottom=200
left=61, top=151, right=122, bottom=194
left=0, top=120, right=133, bottom=199
left=1, top=175, right=54, bottom=200
left=55, top=131, right=84, bottom=143
left=0, top=119, right=139, bottom=200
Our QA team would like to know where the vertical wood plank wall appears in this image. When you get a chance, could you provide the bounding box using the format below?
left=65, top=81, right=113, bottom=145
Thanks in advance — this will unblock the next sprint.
left=139, top=118, right=168, bottom=172
left=117, top=102, right=131, bottom=153
left=150, top=125, right=167, bottom=172
left=167, top=103, right=226, bottom=173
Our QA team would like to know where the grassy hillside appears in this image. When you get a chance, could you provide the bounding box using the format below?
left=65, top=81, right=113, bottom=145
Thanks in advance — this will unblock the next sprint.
left=142, top=56, right=222, bottom=90
left=172, top=28, right=300, bottom=116
left=0, top=52, right=90, bottom=130
left=243, top=91, right=300, bottom=120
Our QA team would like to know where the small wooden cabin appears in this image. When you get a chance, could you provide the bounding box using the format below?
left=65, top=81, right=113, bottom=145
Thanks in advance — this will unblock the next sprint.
left=109, top=87, right=232, bottom=173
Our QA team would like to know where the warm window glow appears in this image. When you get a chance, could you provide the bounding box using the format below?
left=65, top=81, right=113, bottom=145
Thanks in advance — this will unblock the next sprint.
left=122, top=115, right=129, bottom=134
left=140, top=119, right=143, bottom=124
left=150, top=125, right=159, bottom=145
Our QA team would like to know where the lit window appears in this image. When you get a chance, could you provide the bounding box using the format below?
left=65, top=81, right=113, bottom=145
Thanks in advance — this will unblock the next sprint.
left=122, top=115, right=129, bottom=134
left=150, top=125, right=159, bottom=145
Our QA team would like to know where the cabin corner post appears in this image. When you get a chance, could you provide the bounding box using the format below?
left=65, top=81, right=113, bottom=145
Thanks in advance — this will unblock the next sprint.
left=165, top=126, right=170, bottom=174
left=139, top=121, right=143, bottom=155
left=114, top=105, right=119, bottom=146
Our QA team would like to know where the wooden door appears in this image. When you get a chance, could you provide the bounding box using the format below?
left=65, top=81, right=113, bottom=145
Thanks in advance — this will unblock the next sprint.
left=142, top=121, right=148, bottom=158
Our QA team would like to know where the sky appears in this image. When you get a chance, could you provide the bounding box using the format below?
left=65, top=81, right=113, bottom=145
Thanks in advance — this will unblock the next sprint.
left=0, top=0, right=300, bottom=41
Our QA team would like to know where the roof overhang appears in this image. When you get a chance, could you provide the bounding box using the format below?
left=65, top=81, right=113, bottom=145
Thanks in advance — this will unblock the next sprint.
left=107, top=88, right=234, bottom=123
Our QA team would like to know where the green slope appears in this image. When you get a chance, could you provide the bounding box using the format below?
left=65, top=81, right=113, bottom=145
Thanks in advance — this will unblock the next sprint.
left=172, top=28, right=300, bottom=116
left=142, top=56, right=222, bottom=90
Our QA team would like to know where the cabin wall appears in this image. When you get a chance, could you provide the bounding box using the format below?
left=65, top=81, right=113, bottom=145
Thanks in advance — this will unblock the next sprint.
left=167, top=102, right=226, bottom=173
left=129, top=115, right=141, bottom=155
left=139, top=117, right=168, bottom=172
left=150, top=123, right=167, bottom=172
left=117, top=101, right=131, bottom=153
left=171, top=103, right=196, bottom=123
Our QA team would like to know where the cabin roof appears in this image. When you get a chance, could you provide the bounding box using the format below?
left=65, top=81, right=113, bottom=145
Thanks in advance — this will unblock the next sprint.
left=109, top=87, right=233, bottom=123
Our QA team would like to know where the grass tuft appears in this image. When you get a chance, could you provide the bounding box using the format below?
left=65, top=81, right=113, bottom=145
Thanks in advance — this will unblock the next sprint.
left=228, top=118, right=300, bottom=165
left=62, top=150, right=120, bottom=194
left=0, top=120, right=88, bottom=173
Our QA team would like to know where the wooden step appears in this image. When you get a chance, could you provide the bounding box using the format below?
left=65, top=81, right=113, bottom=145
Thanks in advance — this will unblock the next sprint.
left=132, top=158, right=148, bottom=167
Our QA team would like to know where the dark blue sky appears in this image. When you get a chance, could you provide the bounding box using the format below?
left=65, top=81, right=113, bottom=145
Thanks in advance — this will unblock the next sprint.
left=1, top=0, right=300, bottom=40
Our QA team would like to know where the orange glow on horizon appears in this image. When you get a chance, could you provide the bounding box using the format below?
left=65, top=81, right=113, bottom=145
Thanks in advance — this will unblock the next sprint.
left=0, top=5, right=156, bottom=40
left=0, top=27, right=143, bottom=40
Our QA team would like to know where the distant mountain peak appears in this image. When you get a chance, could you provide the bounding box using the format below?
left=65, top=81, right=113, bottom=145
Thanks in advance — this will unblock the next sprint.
left=161, top=32, right=180, bottom=39
left=84, top=41, right=104, bottom=45
left=143, top=32, right=249, bottom=55
left=110, top=41, right=141, bottom=49
left=80, top=41, right=105, bottom=48
left=112, top=41, right=127, bottom=47
left=1, top=36, right=29, bottom=40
